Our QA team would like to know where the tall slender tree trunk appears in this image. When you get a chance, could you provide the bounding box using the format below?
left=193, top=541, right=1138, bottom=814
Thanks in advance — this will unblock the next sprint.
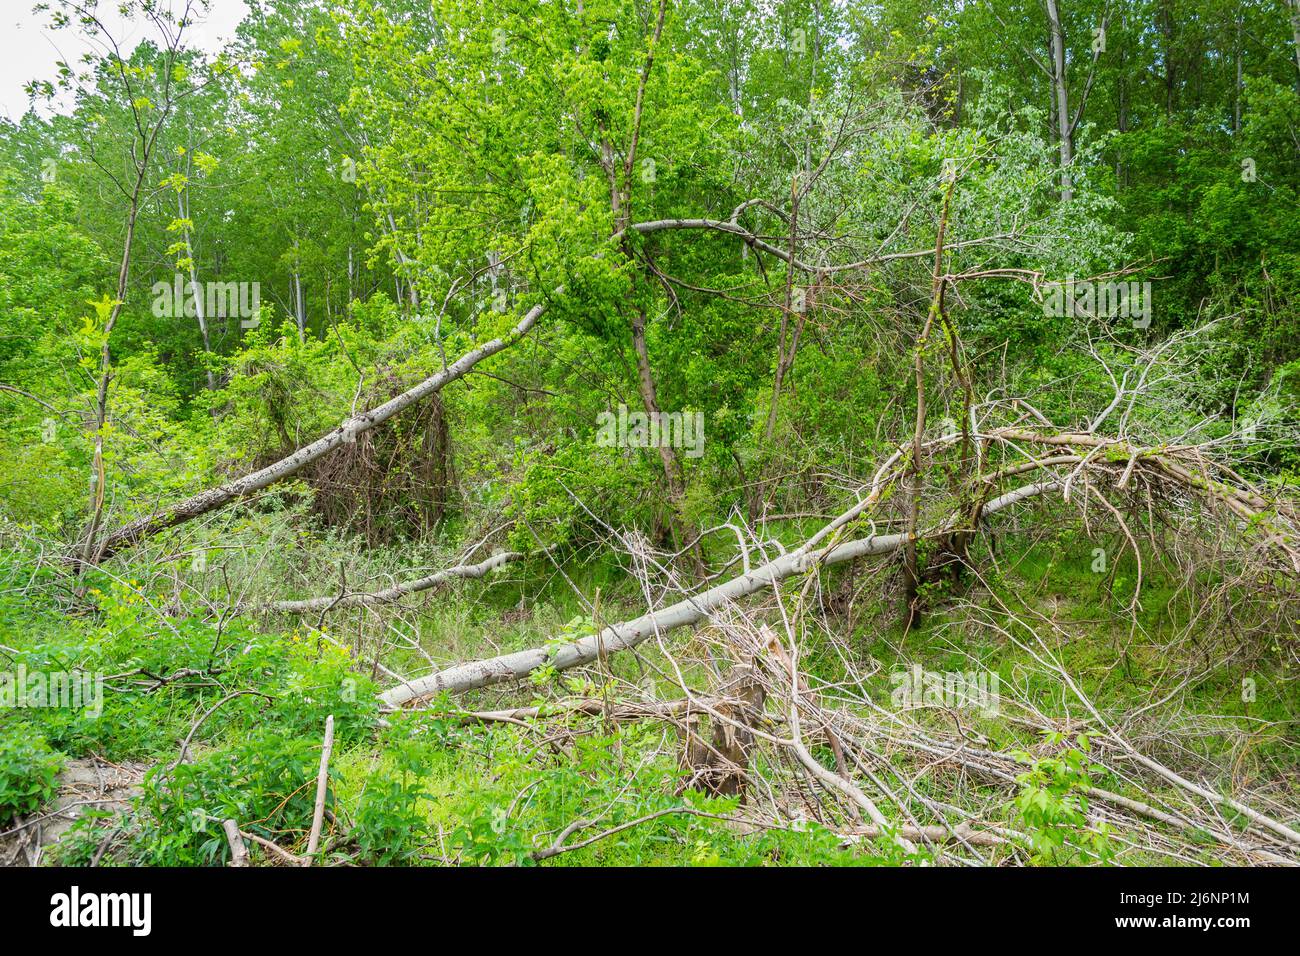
left=1234, top=15, right=1243, bottom=134
left=1116, top=62, right=1127, bottom=186
left=293, top=267, right=305, bottom=342
left=902, top=180, right=955, bottom=631
left=75, top=27, right=184, bottom=570
left=607, top=0, right=696, bottom=562
left=631, top=305, right=684, bottom=498
left=80, top=202, right=141, bottom=568
left=178, top=191, right=216, bottom=390
left=1046, top=0, right=1073, bottom=202
left=1160, top=0, right=1176, bottom=117
left=1290, top=0, right=1300, bottom=89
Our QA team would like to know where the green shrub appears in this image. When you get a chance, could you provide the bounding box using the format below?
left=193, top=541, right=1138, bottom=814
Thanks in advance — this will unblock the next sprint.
left=0, top=727, right=64, bottom=824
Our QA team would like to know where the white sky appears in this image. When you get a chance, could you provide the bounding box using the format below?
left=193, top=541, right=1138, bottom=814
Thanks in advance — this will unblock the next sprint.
left=0, top=0, right=251, bottom=122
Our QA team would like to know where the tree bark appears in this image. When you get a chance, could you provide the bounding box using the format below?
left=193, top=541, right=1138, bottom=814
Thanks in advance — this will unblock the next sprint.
left=902, top=179, right=955, bottom=630
left=267, top=549, right=531, bottom=614
left=1046, top=0, right=1073, bottom=202
left=83, top=300, right=548, bottom=564
left=178, top=188, right=217, bottom=390
left=1291, top=0, right=1300, bottom=89
left=378, top=480, right=1057, bottom=706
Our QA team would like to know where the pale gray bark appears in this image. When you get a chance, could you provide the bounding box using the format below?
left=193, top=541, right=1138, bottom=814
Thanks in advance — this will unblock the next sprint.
left=88, top=300, right=548, bottom=563
left=378, top=481, right=1058, bottom=706
left=177, top=189, right=216, bottom=390
left=293, top=256, right=306, bottom=343
left=1046, top=0, right=1073, bottom=202
left=1292, top=0, right=1300, bottom=86
left=269, top=549, right=531, bottom=614
left=304, top=714, right=334, bottom=864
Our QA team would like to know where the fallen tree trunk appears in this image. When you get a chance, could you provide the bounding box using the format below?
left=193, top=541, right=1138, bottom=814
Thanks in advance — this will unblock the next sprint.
left=378, top=480, right=1057, bottom=706
left=267, top=549, right=531, bottom=614
left=84, top=301, right=548, bottom=565
left=366, top=418, right=1297, bottom=706
left=988, top=427, right=1300, bottom=572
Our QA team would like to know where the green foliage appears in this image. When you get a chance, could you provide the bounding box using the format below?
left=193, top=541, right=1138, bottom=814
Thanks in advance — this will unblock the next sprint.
left=1, top=0, right=1297, bottom=869
left=350, top=727, right=438, bottom=865
left=135, top=729, right=321, bottom=866
left=1009, top=733, right=1114, bottom=865
left=0, top=728, right=64, bottom=825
